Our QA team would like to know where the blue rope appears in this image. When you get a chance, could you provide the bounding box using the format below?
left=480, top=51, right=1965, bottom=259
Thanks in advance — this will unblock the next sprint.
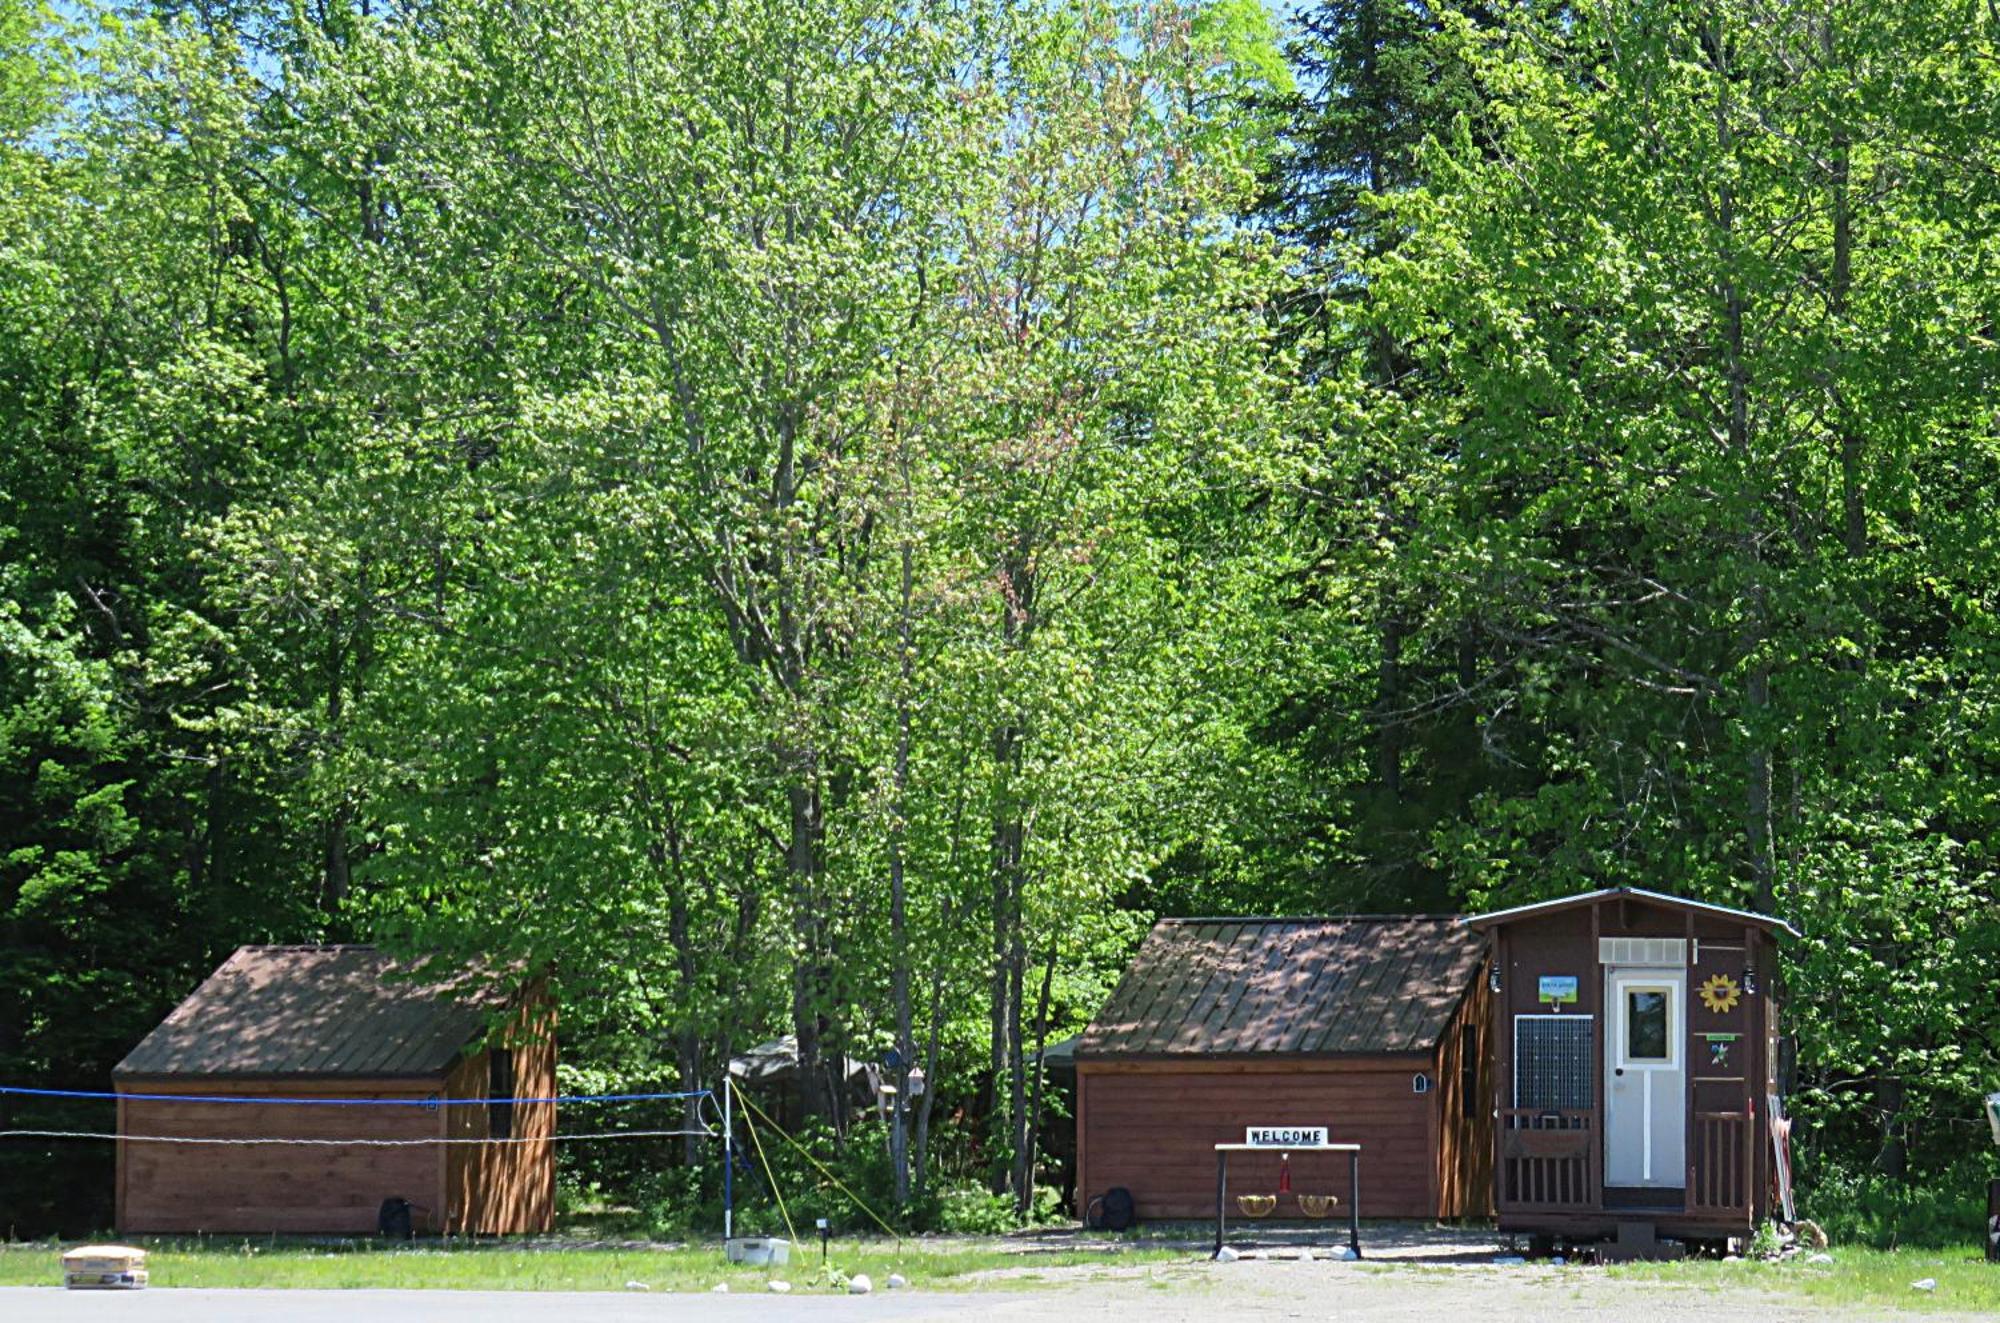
left=0, top=1085, right=710, bottom=1107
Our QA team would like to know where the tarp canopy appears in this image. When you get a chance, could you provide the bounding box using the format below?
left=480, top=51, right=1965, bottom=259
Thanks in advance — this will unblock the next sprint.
left=727, top=1035, right=871, bottom=1087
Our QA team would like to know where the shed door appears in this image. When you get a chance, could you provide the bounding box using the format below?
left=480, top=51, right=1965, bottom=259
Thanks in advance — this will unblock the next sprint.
left=1604, top=968, right=1685, bottom=1188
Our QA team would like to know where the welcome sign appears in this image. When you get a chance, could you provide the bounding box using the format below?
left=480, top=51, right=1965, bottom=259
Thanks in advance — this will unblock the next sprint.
left=1244, top=1125, right=1328, bottom=1147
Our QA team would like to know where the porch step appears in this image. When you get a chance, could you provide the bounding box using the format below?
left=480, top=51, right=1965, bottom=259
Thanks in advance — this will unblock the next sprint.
left=1604, top=1185, right=1685, bottom=1212
left=1596, top=1220, right=1686, bottom=1263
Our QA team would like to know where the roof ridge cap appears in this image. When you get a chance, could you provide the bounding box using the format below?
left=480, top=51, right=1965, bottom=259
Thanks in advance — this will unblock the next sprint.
left=1154, top=913, right=1467, bottom=925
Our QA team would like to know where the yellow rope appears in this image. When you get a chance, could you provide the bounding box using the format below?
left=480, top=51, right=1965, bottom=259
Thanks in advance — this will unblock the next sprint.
left=733, top=1084, right=902, bottom=1245
left=733, top=1079, right=798, bottom=1248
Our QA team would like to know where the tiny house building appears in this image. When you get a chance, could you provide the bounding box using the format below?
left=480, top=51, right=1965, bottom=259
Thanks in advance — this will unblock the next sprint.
left=1462, top=888, right=1797, bottom=1252
left=1075, top=916, right=1493, bottom=1221
left=114, top=946, right=555, bottom=1236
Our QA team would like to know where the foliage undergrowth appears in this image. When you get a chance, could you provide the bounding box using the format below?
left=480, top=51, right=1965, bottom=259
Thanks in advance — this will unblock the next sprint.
left=1796, top=1159, right=1995, bottom=1250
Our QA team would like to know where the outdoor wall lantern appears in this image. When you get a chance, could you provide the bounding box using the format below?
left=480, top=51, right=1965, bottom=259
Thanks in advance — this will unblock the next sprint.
left=1742, top=964, right=1758, bottom=996
left=1489, top=966, right=1502, bottom=995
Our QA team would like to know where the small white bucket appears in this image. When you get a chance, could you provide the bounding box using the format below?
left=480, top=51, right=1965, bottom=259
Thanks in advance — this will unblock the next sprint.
left=725, top=1237, right=791, bottom=1267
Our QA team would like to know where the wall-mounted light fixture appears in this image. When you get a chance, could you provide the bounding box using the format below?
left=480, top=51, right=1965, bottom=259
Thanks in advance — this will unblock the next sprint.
left=1489, top=966, right=1502, bottom=995
left=1742, top=964, right=1758, bottom=996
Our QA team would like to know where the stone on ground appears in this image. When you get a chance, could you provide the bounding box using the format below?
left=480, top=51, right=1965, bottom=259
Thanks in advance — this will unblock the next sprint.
left=848, top=1273, right=874, bottom=1295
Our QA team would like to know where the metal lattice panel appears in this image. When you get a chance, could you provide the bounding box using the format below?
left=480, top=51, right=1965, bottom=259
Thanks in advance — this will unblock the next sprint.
left=1514, top=1015, right=1595, bottom=1111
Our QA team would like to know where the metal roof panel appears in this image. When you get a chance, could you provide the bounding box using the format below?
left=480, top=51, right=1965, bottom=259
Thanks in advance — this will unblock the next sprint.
left=1077, top=916, right=1486, bottom=1058
left=114, top=946, right=511, bottom=1079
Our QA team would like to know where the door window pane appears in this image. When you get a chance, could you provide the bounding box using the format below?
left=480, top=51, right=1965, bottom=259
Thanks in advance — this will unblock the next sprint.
left=1626, top=990, right=1669, bottom=1061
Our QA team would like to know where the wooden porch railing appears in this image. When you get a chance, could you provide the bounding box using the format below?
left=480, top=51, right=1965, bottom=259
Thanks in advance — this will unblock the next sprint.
left=1498, top=1108, right=1600, bottom=1212
left=1688, top=1109, right=1752, bottom=1217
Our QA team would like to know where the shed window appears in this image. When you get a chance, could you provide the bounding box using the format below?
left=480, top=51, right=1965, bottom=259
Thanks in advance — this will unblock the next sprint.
left=488, top=1048, right=515, bottom=1140
left=1513, top=1015, right=1594, bottom=1111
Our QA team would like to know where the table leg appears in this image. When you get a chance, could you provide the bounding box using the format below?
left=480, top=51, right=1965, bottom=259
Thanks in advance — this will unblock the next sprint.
left=1213, top=1150, right=1228, bottom=1259
left=1348, top=1151, right=1362, bottom=1259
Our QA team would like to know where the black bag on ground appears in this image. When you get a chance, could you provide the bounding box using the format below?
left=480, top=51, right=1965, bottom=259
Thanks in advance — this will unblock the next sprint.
left=378, top=1197, right=414, bottom=1239
left=1087, top=1186, right=1136, bottom=1232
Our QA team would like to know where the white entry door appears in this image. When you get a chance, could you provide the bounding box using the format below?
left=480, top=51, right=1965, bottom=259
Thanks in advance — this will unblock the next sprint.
left=1604, top=968, right=1685, bottom=1188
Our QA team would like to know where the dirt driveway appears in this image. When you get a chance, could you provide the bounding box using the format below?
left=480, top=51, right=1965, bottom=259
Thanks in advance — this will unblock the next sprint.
left=0, top=1261, right=1984, bottom=1323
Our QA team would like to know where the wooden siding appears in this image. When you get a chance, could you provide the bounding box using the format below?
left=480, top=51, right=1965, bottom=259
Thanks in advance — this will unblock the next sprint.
left=1434, top=960, right=1495, bottom=1218
left=1077, top=1059, right=1443, bottom=1220
left=117, top=1078, right=448, bottom=1235
left=444, top=993, right=557, bottom=1235
left=118, top=986, right=557, bottom=1237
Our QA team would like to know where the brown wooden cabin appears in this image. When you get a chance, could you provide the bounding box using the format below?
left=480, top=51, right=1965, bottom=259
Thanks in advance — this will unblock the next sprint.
left=113, top=946, right=555, bottom=1236
left=1461, top=888, right=1797, bottom=1250
left=1075, top=916, right=1494, bottom=1221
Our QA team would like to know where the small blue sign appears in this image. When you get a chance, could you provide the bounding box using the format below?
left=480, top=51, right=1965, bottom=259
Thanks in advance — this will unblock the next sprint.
left=1538, top=976, right=1579, bottom=1005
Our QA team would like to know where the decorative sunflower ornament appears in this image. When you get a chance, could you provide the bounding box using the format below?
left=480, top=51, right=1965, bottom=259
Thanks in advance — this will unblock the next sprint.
left=1699, top=972, right=1742, bottom=1014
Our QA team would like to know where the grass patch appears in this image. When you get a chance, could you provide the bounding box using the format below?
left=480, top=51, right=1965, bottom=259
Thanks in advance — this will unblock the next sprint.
left=0, top=1235, right=1191, bottom=1293
left=1614, top=1245, right=2000, bottom=1313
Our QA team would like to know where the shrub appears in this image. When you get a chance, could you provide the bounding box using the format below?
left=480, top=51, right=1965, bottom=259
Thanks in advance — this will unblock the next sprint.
left=1796, top=1158, right=1990, bottom=1249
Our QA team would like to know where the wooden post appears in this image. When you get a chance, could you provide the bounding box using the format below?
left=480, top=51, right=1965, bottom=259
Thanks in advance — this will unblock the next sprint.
left=1685, top=911, right=1697, bottom=1208
left=1212, top=1149, right=1228, bottom=1258
left=1348, top=1150, right=1362, bottom=1258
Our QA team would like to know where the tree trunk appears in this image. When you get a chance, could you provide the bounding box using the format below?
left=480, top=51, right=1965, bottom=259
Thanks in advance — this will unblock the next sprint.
left=320, top=613, right=349, bottom=916
left=665, top=826, right=703, bottom=1168
left=913, top=937, right=949, bottom=1200
left=1013, top=948, right=1056, bottom=1218
left=1705, top=19, right=1777, bottom=912
left=888, top=517, right=916, bottom=1206
left=786, top=776, right=840, bottom=1134
left=989, top=537, right=1035, bottom=1194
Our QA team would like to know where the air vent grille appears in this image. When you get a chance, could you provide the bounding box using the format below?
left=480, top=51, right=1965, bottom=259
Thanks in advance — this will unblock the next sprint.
left=1598, top=937, right=1687, bottom=967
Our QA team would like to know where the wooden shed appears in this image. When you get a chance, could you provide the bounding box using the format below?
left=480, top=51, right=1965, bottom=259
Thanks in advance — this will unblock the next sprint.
left=1462, top=888, right=1797, bottom=1251
left=1075, top=916, right=1493, bottom=1221
left=113, top=945, right=555, bottom=1236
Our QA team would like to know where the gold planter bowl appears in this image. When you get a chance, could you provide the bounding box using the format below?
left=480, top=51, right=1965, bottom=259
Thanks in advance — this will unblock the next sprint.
left=1296, top=1194, right=1337, bottom=1218
left=1235, top=1194, right=1277, bottom=1218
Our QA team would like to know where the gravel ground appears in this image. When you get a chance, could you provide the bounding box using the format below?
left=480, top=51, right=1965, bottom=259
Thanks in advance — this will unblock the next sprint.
left=1, top=1260, right=1987, bottom=1323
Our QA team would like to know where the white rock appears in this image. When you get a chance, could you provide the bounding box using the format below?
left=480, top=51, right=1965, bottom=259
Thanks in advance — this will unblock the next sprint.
left=1335, top=1247, right=1359, bottom=1262
left=1492, top=1255, right=1527, bottom=1266
left=768, top=1281, right=792, bottom=1293
left=710, top=1283, right=730, bottom=1293
left=1912, top=1279, right=1937, bottom=1293
left=1551, top=1256, right=1565, bottom=1266
left=886, top=1273, right=908, bottom=1289
left=624, top=1281, right=650, bottom=1292
left=848, top=1273, right=873, bottom=1295
left=1807, top=1253, right=1834, bottom=1266
left=1214, top=1247, right=1240, bottom=1263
